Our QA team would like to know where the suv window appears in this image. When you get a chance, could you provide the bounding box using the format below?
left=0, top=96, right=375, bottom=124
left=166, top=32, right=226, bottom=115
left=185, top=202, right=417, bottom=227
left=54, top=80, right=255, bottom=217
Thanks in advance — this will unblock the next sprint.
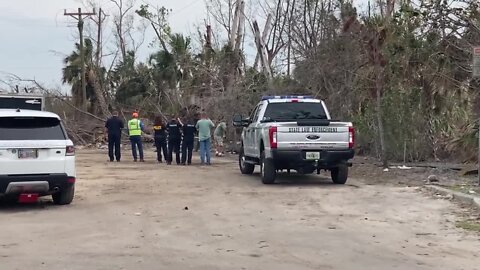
left=263, top=102, right=327, bottom=121
left=0, top=117, right=66, bottom=140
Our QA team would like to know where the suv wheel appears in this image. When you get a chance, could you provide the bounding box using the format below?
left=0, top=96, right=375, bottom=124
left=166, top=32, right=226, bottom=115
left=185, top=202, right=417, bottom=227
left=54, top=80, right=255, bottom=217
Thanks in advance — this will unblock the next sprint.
left=239, top=147, right=255, bottom=174
left=260, top=151, right=276, bottom=184
left=52, top=185, right=75, bottom=205
left=331, top=165, right=348, bottom=184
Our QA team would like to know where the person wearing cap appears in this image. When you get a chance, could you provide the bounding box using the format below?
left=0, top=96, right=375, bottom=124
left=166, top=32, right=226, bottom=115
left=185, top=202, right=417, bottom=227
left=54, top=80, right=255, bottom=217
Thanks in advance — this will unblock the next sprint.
left=128, top=112, right=146, bottom=162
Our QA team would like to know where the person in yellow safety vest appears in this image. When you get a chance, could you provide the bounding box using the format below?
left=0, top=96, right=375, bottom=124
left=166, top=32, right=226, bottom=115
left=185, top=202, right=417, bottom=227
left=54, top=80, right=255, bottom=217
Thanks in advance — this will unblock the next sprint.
left=128, top=112, right=146, bottom=162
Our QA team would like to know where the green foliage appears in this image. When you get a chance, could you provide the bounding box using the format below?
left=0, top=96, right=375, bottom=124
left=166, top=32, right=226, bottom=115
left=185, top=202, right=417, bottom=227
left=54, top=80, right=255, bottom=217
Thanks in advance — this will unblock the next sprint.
left=62, top=38, right=97, bottom=108
left=456, top=220, right=480, bottom=232
left=61, top=0, right=479, bottom=162
left=293, top=0, right=480, bottom=162
left=136, top=4, right=172, bottom=46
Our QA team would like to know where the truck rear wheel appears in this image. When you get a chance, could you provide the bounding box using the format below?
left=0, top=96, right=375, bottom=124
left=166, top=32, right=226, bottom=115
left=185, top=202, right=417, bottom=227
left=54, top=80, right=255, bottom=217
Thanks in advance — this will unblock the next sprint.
left=239, top=147, right=255, bottom=175
left=52, top=185, right=75, bottom=205
left=331, top=165, right=348, bottom=184
left=261, top=152, right=276, bottom=184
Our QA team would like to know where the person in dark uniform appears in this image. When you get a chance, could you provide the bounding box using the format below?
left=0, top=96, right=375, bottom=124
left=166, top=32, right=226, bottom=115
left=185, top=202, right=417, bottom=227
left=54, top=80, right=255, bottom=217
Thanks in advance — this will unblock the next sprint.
left=153, top=116, right=168, bottom=163
left=193, top=113, right=200, bottom=152
left=105, top=111, right=124, bottom=162
left=181, top=118, right=197, bottom=165
left=167, top=116, right=183, bottom=165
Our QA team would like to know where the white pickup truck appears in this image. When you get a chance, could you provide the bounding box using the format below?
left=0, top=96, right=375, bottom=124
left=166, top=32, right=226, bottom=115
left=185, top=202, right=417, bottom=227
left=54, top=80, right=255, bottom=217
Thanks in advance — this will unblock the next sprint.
left=233, top=95, right=354, bottom=184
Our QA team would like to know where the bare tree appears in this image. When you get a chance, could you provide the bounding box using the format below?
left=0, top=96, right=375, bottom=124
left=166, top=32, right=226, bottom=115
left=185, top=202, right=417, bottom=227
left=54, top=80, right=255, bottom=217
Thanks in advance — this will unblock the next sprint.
left=205, top=0, right=236, bottom=39
left=289, top=0, right=338, bottom=58
left=110, top=0, right=135, bottom=61
left=253, top=14, right=272, bottom=70
left=251, top=0, right=297, bottom=73
left=253, top=20, right=272, bottom=78
left=136, top=4, right=172, bottom=53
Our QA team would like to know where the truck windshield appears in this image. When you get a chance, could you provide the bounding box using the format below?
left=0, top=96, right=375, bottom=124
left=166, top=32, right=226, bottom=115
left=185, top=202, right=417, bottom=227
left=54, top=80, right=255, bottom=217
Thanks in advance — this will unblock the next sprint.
left=263, top=102, right=327, bottom=121
left=0, top=117, right=66, bottom=140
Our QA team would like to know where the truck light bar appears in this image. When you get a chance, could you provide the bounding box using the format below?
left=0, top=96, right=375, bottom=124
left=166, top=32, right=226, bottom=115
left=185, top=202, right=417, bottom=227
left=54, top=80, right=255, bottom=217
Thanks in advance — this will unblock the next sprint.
left=261, top=95, right=313, bottom=100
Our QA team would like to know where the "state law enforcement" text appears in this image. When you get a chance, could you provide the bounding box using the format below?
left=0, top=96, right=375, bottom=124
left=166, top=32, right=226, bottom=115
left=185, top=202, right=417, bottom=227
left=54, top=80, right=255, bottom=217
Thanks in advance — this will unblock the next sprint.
left=288, top=127, right=338, bottom=133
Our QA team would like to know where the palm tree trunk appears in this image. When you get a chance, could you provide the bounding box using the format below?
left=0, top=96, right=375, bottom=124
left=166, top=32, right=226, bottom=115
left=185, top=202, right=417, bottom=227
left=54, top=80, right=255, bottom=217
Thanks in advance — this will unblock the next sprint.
left=372, top=35, right=388, bottom=168
left=375, top=65, right=388, bottom=168
left=89, top=69, right=110, bottom=118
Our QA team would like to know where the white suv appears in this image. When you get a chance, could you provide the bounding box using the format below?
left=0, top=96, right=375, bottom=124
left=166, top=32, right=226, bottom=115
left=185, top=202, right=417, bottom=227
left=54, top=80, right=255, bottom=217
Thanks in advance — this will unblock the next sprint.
left=0, top=109, right=76, bottom=205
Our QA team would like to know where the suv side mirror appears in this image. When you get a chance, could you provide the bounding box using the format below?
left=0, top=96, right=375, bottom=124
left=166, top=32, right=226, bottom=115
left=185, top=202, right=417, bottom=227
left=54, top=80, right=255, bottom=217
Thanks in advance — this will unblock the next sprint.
left=232, top=114, right=250, bottom=127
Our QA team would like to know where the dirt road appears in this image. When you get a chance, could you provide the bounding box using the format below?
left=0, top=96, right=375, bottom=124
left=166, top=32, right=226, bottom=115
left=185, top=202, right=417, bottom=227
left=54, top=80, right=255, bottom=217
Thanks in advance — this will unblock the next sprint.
left=1, top=149, right=479, bottom=270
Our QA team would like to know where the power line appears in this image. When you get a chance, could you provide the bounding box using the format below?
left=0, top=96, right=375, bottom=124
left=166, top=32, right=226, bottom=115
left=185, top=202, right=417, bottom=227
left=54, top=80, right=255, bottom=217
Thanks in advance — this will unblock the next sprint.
left=171, top=0, right=200, bottom=15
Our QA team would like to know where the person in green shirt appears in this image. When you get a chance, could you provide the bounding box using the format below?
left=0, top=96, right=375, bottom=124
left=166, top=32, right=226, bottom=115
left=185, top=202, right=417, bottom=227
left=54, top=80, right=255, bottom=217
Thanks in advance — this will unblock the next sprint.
left=195, top=113, right=215, bottom=165
left=214, top=119, right=227, bottom=157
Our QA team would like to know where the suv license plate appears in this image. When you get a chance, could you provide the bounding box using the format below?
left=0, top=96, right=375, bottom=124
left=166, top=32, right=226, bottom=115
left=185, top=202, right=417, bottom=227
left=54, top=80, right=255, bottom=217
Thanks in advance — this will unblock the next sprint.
left=18, top=149, right=38, bottom=159
left=305, top=152, right=320, bottom=160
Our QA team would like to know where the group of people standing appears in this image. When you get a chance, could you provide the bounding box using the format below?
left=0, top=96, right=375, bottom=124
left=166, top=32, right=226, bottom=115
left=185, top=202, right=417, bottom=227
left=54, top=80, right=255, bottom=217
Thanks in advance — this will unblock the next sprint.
left=104, top=111, right=227, bottom=166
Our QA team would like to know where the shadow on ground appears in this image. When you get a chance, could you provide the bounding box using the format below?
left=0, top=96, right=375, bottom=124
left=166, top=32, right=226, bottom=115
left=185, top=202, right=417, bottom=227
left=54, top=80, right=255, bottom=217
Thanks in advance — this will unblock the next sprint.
left=245, top=172, right=360, bottom=188
left=0, top=197, right=62, bottom=212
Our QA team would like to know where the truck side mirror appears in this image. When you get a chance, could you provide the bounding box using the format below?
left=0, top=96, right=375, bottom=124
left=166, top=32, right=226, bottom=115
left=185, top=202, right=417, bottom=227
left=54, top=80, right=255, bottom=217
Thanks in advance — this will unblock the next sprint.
left=233, top=114, right=251, bottom=127
left=232, top=114, right=243, bottom=127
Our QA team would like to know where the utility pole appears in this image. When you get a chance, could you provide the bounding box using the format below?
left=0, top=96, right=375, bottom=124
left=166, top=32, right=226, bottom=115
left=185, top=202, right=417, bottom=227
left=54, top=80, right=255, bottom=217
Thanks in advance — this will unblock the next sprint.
left=64, top=8, right=96, bottom=112
left=91, top=8, right=108, bottom=68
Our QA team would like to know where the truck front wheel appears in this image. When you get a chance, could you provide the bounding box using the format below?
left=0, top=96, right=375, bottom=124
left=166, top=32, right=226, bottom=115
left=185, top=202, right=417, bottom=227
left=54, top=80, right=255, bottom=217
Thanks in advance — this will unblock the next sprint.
left=239, top=147, right=255, bottom=175
left=331, top=165, right=348, bottom=184
left=261, top=152, right=276, bottom=184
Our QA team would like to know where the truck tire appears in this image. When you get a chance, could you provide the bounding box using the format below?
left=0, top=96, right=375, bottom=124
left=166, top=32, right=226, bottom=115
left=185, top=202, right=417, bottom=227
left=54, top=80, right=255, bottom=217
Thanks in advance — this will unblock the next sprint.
left=52, top=185, right=75, bottom=205
left=239, top=147, right=255, bottom=175
left=261, top=152, right=276, bottom=184
left=331, top=165, right=348, bottom=184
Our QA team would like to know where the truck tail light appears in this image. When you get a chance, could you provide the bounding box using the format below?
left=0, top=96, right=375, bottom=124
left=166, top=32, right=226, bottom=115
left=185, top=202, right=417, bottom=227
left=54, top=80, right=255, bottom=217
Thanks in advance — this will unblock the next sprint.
left=348, top=127, right=355, bottom=149
left=269, top=126, right=278, bottom=149
left=68, top=177, right=76, bottom=184
left=66, top=146, right=75, bottom=156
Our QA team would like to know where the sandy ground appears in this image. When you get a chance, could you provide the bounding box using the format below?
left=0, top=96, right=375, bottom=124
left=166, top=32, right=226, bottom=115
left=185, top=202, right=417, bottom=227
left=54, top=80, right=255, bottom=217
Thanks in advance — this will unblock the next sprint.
left=0, top=149, right=479, bottom=270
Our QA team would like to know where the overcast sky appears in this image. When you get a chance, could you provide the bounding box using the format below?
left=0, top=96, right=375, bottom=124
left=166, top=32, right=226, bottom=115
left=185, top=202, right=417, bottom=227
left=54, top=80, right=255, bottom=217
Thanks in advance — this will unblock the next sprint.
left=0, top=0, right=207, bottom=91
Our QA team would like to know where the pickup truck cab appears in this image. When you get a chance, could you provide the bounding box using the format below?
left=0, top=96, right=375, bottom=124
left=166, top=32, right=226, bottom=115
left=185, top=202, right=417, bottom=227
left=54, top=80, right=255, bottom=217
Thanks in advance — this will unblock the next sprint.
left=233, top=95, right=354, bottom=184
left=0, top=109, right=76, bottom=204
